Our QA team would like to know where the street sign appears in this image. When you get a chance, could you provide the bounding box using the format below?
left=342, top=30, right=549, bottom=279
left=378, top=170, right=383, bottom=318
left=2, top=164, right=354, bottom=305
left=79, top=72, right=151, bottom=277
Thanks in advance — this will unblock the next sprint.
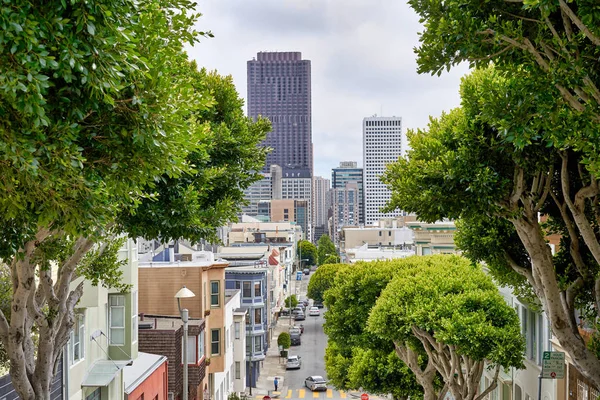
left=361, top=394, right=369, bottom=400
left=542, top=351, right=565, bottom=379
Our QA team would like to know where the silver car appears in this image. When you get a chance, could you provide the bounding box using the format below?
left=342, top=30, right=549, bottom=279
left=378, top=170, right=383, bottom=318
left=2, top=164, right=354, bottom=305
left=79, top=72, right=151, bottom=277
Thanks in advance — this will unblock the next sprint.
left=305, top=376, right=327, bottom=391
left=286, top=355, right=302, bottom=370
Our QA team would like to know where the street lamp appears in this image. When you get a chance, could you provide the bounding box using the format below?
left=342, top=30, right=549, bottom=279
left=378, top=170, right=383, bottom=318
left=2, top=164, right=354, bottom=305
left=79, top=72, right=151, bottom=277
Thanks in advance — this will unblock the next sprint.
left=175, top=286, right=196, bottom=400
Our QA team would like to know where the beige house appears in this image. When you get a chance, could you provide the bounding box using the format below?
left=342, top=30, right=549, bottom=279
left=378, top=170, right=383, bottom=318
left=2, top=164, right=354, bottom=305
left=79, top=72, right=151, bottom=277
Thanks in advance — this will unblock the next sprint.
left=138, top=253, right=229, bottom=400
left=406, top=220, right=458, bottom=255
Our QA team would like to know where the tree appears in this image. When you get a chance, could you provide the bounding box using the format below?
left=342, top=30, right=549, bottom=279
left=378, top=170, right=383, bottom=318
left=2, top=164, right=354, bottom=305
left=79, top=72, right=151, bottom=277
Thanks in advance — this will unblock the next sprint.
left=324, top=261, right=424, bottom=400
left=410, top=0, right=600, bottom=141
left=368, top=255, right=524, bottom=400
left=0, top=0, right=269, bottom=397
left=285, top=295, right=298, bottom=309
left=119, top=67, right=270, bottom=243
left=277, top=332, right=291, bottom=349
left=317, top=235, right=337, bottom=265
left=322, top=255, right=340, bottom=265
left=297, top=240, right=317, bottom=267
left=383, top=66, right=600, bottom=387
left=307, top=262, right=342, bottom=303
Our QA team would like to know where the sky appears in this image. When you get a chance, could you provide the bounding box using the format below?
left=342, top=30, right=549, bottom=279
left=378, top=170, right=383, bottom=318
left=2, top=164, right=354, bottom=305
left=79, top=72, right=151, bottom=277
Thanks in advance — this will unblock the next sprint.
left=187, top=0, right=470, bottom=179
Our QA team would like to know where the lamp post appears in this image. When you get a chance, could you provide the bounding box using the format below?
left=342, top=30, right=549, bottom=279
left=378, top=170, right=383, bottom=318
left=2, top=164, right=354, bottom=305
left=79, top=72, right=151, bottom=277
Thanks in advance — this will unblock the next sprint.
left=175, top=286, right=196, bottom=400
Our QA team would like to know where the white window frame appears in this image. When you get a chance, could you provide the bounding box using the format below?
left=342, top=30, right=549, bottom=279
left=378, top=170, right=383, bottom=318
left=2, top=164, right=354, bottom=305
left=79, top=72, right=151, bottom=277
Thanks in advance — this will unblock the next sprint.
left=69, top=311, right=85, bottom=365
left=235, top=322, right=241, bottom=339
left=211, top=328, right=220, bottom=356
left=254, top=335, right=262, bottom=353
left=210, top=281, right=220, bottom=307
left=132, top=291, right=138, bottom=344
left=198, top=330, right=205, bottom=361
left=109, top=295, right=126, bottom=346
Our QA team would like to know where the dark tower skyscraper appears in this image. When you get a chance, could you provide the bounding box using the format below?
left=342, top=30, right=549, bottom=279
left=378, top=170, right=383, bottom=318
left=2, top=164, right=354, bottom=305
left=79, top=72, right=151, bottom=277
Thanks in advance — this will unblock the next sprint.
left=247, top=52, right=313, bottom=176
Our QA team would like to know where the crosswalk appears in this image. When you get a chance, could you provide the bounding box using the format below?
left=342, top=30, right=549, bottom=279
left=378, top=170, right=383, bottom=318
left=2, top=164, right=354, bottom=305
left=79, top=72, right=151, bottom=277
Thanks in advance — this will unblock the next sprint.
left=254, top=389, right=383, bottom=399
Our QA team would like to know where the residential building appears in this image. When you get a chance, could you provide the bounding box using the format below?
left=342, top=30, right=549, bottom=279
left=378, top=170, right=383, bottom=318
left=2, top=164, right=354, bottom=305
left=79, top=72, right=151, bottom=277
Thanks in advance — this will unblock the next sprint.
left=138, top=251, right=229, bottom=400
left=224, top=266, right=270, bottom=388
left=312, top=176, right=330, bottom=243
left=406, top=220, right=458, bottom=255
left=340, top=217, right=416, bottom=253
left=363, top=116, right=405, bottom=225
left=67, top=238, right=168, bottom=400
left=332, top=161, right=364, bottom=225
left=247, top=52, right=312, bottom=175
left=331, top=182, right=360, bottom=246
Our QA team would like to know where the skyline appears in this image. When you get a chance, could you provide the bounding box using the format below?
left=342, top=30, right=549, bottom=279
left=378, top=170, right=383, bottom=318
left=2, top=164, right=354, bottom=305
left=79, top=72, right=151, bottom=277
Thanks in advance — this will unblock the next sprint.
left=187, top=0, right=470, bottom=179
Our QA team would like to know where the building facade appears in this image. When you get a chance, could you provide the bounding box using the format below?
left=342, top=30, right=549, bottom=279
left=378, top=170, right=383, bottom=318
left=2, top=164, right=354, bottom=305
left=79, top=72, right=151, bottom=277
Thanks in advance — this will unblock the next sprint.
left=331, top=182, right=360, bottom=246
left=363, top=116, right=404, bottom=225
left=247, top=52, right=312, bottom=175
left=312, top=176, right=330, bottom=242
left=332, top=161, right=364, bottom=225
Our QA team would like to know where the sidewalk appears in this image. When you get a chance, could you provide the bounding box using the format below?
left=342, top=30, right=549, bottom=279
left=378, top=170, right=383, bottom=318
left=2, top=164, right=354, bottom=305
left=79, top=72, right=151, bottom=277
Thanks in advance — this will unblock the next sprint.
left=254, top=272, right=308, bottom=397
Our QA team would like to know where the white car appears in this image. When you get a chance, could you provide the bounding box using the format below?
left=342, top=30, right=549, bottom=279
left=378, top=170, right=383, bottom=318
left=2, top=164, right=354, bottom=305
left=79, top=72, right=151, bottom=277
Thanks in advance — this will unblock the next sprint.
left=308, top=306, right=320, bottom=316
left=305, top=376, right=327, bottom=391
left=286, top=355, right=302, bottom=370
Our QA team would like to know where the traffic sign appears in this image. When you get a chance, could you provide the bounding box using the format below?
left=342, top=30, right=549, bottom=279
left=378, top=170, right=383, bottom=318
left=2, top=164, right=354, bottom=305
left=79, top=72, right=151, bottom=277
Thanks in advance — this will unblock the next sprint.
left=541, top=351, right=565, bottom=379
left=361, top=394, right=369, bottom=400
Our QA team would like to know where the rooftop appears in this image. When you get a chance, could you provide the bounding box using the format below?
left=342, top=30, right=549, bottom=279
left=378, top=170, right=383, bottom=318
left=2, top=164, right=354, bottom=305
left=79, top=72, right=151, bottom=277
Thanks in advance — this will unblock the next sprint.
left=138, top=314, right=205, bottom=331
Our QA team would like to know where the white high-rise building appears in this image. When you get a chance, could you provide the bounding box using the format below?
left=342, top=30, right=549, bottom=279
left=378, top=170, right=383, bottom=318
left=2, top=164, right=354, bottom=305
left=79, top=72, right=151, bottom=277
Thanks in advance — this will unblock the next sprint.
left=363, top=116, right=405, bottom=225
left=312, top=176, right=330, bottom=227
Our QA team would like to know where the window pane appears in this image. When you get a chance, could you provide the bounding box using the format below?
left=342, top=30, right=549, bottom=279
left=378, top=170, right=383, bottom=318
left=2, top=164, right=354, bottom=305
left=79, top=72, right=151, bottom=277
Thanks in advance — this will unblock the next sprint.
left=235, top=362, right=241, bottom=379
left=254, top=282, right=261, bottom=297
left=211, top=329, right=220, bottom=355
left=111, top=307, right=125, bottom=327
left=235, top=322, right=240, bottom=339
left=110, top=328, right=125, bottom=345
left=183, top=336, right=196, bottom=364
left=254, top=309, right=262, bottom=324
left=243, top=282, right=251, bottom=298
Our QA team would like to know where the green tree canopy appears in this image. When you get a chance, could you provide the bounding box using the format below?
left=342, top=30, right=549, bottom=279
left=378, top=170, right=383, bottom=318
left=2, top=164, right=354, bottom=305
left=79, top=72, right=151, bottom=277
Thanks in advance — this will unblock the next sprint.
left=307, top=262, right=342, bottom=303
left=278, top=332, right=291, bottom=350
left=324, top=261, right=424, bottom=400
left=383, top=66, right=600, bottom=387
left=317, top=235, right=337, bottom=265
left=368, top=255, right=524, bottom=400
left=410, top=0, right=600, bottom=165
left=298, top=240, right=317, bottom=267
left=0, top=0, right=268, bottom=397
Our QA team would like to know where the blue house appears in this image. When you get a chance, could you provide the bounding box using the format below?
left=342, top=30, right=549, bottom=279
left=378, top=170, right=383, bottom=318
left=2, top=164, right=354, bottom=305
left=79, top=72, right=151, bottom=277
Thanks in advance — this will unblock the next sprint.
left=225, top=265, right=269, bottom=388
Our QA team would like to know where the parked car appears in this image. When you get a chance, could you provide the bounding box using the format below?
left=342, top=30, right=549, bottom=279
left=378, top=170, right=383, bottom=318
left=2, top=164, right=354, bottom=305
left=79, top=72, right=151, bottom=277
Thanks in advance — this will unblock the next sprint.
left=289, top=327, right=301, bottom=336
left=290, top=332, right=301, bottom=346
left=305, top=376, right=327, bottom=391
left=294, top=311, right=305, bottom=321
left=293, top=305, right=305, bottom=313
left=286, top=355, right=302, bottom=370
left=280, top=308, right=291, bottom=316
left=301, top=298, right=310, bottom=307
left=303, top=268, right=310, bottom=275
left=308, top=306, right=320, bottom=316
left=294, top=324, right=305, bottom=334
left=314, top=302, right=324, bottom=309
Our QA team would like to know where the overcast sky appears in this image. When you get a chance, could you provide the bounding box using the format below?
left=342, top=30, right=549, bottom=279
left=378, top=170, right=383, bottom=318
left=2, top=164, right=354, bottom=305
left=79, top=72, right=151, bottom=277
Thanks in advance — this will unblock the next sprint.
left=187, top=0, right=470, bottom=179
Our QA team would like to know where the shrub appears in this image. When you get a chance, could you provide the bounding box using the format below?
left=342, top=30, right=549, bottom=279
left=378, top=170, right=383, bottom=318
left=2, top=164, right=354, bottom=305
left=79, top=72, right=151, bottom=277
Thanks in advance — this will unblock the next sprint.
left=278, top=332, right=291, bottom=349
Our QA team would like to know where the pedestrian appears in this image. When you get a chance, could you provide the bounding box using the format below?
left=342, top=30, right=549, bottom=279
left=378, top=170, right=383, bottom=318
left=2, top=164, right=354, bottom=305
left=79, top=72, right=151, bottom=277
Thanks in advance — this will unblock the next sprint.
left=274, top=377, right=279, bottom=392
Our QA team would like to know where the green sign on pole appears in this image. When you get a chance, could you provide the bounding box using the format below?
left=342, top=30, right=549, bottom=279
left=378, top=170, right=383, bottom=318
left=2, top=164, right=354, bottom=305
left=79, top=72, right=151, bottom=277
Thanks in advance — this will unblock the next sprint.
left=542, top=351, right=565, bottom=379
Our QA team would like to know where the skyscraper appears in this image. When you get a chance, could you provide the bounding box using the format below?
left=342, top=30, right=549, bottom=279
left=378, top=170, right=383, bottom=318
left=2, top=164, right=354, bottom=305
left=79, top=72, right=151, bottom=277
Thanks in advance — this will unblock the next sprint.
left=363, top=116, right=404, bottom=225
left=247, top=52, right=313, bottom=175
left=332, top=161, right=364, bottom=225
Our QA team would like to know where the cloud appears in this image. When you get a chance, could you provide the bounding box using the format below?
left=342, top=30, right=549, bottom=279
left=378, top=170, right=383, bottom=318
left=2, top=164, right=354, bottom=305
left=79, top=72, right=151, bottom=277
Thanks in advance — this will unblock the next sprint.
left=189, top=0, right=470, bottom=180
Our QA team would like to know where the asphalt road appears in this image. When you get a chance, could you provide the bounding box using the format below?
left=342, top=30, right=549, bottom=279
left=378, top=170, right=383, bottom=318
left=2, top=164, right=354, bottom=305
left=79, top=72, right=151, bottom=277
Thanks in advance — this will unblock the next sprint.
left=285, top=272, right=328, bottom=390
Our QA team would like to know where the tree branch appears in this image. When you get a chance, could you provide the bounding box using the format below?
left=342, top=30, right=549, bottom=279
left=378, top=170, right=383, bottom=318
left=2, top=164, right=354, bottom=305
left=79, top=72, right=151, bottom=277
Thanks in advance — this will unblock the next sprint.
left=474, top=365, right=500, bottom=400
left=558, top=0, right=600, bottom=46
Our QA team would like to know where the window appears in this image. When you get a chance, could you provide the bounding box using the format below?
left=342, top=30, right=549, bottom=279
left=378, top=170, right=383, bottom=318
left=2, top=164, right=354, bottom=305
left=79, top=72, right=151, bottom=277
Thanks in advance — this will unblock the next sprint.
left=183, top=336, right=197, bottom=365
left=254, top=336, right=262, bottom=352
left=235, top=361, right=241, bottom=379
left=235, top=322, right=241, bottom=339
left=254, top=282, right=261, bottom=297
left=254, top=309, right=262, bottom=324
left=211, top=281, right=220, bottom=306
left=109, top=295, right=125, bottom=345
left=243, top=281, right=252, bottom=298
left=198, top=330, right=205, bottom=361
left=211, top=329, right=220, bottom=355
left=132, top=291, right=138, bottom=344
left=70, top=311, right=85, bottom=365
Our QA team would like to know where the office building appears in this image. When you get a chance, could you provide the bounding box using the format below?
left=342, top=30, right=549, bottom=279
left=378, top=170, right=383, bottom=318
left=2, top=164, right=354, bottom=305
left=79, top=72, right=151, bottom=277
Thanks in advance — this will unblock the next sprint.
left=312, top=176, right=330, bottom=242
left=363, top=116, right=404, bottom=225
left=331, top=182, right=360, bottom=246
left=332, top=161, right=364, bottom=225
left=247, top=52, right=312, bottom=175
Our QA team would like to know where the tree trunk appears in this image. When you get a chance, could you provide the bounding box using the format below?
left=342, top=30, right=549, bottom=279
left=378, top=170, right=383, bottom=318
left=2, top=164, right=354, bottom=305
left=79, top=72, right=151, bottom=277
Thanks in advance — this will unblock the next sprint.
left=393, top=343, right=439, bottom=400
left=512, top=217, right=600, bottom=388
